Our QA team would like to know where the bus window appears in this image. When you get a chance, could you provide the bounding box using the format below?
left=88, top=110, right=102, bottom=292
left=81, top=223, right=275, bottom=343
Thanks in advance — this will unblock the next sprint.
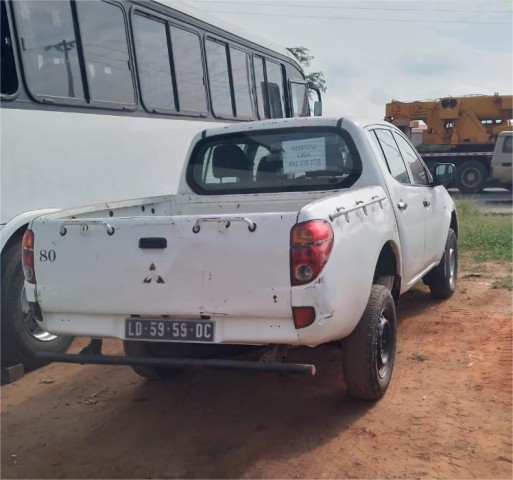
left=290, top=81, right=309, bottom=117
left=254, top=56, right=267, bottom=119
left=230, top=47, right=254, bottom=119
left=266, top=60, right=284, bottom=118
left=133, top=13, right=175, bottom=112
left=1, top=0, right=18, bottom=96
left=253, top=56, right=285, bottom=119
left=170, top=26, right=207, bottom=114
left=206, top=39, right=233, bottom=118
left=77, top=1, right=134, bottom=105
left=14, top=0, right=85, bottom=99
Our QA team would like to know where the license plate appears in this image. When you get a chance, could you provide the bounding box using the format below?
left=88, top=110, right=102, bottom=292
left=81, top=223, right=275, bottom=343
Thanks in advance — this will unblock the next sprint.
left=125, top=318, right=215, bottom=342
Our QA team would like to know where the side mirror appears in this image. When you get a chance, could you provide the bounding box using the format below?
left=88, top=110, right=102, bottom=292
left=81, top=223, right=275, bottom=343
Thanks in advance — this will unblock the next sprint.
left=313, top=101, right=322, bottom=116
left=433, top=163, right=455, bottom=187
left=307, top=82, right=322, bottom=117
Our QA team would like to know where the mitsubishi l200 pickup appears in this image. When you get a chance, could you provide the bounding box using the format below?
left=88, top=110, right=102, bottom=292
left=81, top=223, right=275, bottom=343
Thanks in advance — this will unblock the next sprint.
left=23, top=117, right=458, bottom=400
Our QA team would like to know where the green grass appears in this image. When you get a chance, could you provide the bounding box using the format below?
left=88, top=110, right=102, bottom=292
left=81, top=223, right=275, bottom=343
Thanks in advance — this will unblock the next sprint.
left=457, top=200, right=512, bottom=262
left=456, top=199, right=512, bottom=290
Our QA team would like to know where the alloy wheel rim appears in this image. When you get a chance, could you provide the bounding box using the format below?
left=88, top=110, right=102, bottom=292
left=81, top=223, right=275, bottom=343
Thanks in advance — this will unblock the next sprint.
left=377, top=312, right=392, bottom=379
left=448, top=247, right=456, bottom=290
left=463, top=169, right=480, bottom=188
left=21, top=286, right=57, bottom=342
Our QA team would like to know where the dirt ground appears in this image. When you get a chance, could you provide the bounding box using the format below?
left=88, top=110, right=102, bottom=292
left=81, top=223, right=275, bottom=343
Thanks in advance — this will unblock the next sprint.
left=1, top=262, right=512, bottom=479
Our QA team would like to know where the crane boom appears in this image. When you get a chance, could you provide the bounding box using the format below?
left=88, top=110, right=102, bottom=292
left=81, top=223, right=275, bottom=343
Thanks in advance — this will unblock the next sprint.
left=384, top=94, right=512, bottom=193
left=385, top=94, right=512, bottom=148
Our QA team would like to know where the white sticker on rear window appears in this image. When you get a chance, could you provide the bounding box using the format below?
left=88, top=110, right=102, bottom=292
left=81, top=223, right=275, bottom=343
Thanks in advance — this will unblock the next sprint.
left=282, top=137, right=326, bottom=174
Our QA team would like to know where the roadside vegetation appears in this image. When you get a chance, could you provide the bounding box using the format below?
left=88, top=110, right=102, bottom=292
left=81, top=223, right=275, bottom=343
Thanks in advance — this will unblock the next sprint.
left=457, top=199, right=512, bottom=289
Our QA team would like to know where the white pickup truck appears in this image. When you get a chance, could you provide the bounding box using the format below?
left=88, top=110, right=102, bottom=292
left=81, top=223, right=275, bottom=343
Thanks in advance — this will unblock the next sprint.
left=23, top=117, right=458, bottom=400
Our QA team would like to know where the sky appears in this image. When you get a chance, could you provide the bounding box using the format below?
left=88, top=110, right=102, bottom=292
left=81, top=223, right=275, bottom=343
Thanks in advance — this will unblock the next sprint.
left=187, top=0, right=513, bottom=119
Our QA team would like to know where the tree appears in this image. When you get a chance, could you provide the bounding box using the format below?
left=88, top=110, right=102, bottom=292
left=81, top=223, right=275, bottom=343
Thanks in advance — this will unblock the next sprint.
left=286, top=46, right=327, bottom=93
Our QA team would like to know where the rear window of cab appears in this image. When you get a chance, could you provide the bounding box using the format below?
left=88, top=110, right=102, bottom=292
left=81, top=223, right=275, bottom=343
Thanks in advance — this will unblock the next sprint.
left=186, top=127, right=362, bottom=194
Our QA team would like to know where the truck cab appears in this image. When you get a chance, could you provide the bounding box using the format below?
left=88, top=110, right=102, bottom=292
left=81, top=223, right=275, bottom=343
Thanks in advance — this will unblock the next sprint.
left=490, top=131, right=513, bottom=190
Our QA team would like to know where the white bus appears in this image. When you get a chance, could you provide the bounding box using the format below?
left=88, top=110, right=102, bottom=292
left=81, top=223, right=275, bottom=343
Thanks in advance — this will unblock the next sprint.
left=0, top=0, right=322, bottom=371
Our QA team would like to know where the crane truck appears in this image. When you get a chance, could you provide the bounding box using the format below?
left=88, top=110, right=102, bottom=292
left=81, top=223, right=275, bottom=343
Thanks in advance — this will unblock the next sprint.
left=385, top=94, right=512, bottom=193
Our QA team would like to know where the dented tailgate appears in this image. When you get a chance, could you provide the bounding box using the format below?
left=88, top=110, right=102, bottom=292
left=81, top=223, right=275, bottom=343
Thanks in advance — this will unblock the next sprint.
left=32, top=212, right=298, bottom=320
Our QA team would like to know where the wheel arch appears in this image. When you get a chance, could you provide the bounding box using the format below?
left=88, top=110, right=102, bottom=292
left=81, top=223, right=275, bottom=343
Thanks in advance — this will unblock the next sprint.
left=1, top=209, right=60, bottom=253
left=450, top=209, right=459, bottom=238
left=373, top=240, right=401, bottom=302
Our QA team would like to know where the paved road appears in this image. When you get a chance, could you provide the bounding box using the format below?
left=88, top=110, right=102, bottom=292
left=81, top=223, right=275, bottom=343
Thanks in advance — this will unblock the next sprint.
left=448, top=188, right=512, bottom=204
left=448, top=188, right=512, bottom=213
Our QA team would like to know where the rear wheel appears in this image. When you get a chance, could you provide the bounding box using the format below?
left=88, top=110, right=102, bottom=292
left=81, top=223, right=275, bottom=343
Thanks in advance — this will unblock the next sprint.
left=123, top=341, right=258, bottom=380
left=424, top=228, right=457, bottom=299
left=455, top=160, right=487, bottom=194
left=123, top=341, right=177, bottom=380
left=342, top=285, right=397, bottom=400
left=1, top=238, right=73, bottom=370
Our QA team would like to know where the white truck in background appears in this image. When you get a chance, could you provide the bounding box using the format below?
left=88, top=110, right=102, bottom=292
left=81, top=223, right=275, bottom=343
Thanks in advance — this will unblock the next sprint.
left=490, top=131, right=513, bottom=190
left=22, top=117, right=458, bottom=400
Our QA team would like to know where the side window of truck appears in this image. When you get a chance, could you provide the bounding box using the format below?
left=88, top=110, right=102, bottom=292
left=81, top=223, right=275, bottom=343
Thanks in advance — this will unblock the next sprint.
left=503, top=136, right=512, bottom=154
left=393, top=132, right=429, bottom=185
left=371, top=129, right=411, bottom=184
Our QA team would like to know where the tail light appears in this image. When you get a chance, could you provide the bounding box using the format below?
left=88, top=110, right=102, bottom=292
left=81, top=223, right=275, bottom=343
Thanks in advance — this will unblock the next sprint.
left=22, top=229, right=36, bottom=284
left=292, top=306, right=316, bottom=329
left=290, top=220, right=334, bottom=286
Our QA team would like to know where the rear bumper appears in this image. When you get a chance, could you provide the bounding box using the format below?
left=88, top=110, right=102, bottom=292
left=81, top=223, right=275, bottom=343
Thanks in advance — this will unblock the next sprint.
left=36, top=305, right=354, bottom=347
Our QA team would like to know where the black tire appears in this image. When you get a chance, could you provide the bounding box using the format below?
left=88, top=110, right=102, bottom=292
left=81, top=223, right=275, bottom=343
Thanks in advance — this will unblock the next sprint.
left=424, top=228, right=458, bottom=299
left=1, top=239, right=73, bottom=370
left=375, top=275, right=395, bottom=292
left=455, top=160, right=487, bottom=194
left=122, top=340, right=177, bottom=380
left=123, top=340, right=259, bottom=380
left=342, top=285, right=397, bottom=400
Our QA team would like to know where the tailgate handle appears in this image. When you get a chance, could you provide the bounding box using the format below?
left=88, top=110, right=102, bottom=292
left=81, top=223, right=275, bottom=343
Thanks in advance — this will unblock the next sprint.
left=192, top=216, right=257, bottom=233
left=139, top=237, right=167, bottom=249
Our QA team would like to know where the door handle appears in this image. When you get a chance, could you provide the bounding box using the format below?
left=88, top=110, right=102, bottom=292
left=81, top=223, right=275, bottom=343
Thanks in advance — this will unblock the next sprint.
left=397, top=201, right=408, bottom=210
left=139, top=237, right=167, bottom=249
left=423, top=200, right=431, bottom=207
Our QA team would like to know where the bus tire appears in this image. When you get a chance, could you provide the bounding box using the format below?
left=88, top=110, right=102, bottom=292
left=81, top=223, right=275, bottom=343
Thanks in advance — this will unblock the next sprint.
left=341, top=285, right=397, bottom=400
left=1, top=239, right=73, bottom=370
left=455, top=160, right=487, bottom=194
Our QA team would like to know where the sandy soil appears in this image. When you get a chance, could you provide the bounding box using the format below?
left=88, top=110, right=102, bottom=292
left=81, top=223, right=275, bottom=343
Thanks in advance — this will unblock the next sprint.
left=1, top=262, right=511, bottom=479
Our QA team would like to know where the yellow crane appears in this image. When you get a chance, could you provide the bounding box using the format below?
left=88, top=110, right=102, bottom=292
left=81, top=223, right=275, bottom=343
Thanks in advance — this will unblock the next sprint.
left=385, top=94, right=512, bottom=193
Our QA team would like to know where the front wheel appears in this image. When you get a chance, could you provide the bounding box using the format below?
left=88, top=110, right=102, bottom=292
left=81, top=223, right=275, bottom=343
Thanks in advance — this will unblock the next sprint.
left=1, top=239, right=73, bottom=370
left=342, top=285, right=397, bottom=400
left=424, top=228, right=458, bottom=299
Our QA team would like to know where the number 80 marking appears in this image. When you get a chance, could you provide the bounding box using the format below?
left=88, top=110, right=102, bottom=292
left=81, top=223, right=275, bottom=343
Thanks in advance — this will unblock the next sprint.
left=40, top=249, right=56, bottom=262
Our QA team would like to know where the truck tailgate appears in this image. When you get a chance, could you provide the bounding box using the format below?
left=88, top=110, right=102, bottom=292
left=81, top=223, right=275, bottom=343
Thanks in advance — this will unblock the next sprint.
left=32, top=212, right=298, bottom=320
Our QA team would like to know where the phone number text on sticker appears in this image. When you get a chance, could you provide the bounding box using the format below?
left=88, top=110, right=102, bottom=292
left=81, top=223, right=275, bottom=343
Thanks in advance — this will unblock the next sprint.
left=286, top=158, right=323, bottom=168
left=125, top=319, right=214, bottom=342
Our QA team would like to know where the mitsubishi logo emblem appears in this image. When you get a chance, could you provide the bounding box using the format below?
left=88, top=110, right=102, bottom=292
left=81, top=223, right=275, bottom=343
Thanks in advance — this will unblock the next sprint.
left=143, top=263, right=165, bottom=284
